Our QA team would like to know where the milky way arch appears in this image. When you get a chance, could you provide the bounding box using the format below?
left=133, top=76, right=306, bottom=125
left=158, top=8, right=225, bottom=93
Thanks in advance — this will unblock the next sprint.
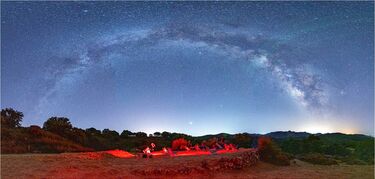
left=41, top=23, right=327, bottom=112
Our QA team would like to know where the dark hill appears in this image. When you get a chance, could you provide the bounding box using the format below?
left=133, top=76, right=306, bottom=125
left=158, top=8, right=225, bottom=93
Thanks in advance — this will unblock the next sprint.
left=265, top=131, right=311, bottom=139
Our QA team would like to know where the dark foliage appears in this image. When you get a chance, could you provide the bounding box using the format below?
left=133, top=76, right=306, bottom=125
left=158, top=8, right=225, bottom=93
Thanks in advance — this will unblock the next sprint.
left=231, top=133, right=253, bottom=148
left=153, top=132, right=161, bottom=137
left=1, top=108, right=23, bottom=128
left=120, top=130, right=134, bottom=138
left=299, top=153, right=338, bottom=165
left=136, top=132, right=147, bottom=138
left=1, top=107, right=374, bottom=166
left=258, top=136, right=290, bottom=166
left=43, top=117, right=73, bottom=137
left=277, top=134, right=374, bottom=165
left=1, top=126, right=92, bottom=153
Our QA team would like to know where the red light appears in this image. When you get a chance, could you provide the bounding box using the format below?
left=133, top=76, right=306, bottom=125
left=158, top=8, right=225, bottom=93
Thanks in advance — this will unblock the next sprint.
left=174, top=150, right=211, bottom=156
left=105, top=149, right=135, bottom=158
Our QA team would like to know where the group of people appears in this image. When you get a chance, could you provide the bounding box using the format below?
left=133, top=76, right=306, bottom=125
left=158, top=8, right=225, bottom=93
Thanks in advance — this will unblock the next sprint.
left=141, top=138, right=237, bottom=158
left=199, top=137, right=237, bottom=151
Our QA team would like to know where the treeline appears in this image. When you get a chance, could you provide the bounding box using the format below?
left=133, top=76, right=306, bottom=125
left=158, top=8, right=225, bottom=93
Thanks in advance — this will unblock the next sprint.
left=1, top=108, right=254, bottom=153
left=2, top=108, right=373, bottom=165
left=276, top=134, right=374, bottom=165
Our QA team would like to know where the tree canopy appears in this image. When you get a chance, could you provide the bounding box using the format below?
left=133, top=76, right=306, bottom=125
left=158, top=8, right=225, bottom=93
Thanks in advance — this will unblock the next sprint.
left=1, top=108, right=23, bottom=128
left=43, top=117, right=73, bottom=137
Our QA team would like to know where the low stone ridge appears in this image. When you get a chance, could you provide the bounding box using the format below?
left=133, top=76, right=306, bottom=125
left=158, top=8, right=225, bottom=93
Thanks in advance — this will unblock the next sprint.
left=131, top=149, right=259, bottom=176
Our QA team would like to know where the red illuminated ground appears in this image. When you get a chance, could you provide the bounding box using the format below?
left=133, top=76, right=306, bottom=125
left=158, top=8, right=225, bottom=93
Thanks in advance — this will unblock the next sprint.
left=105, top=149, right=135, bottom=158
left=1, top=149, right=373, bottom=179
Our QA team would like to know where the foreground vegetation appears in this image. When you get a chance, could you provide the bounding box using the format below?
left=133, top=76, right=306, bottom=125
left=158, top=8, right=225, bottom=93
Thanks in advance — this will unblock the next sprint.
left=274, top=133, right=374, bottom=165
left=1, top=108, right=374, bottom=166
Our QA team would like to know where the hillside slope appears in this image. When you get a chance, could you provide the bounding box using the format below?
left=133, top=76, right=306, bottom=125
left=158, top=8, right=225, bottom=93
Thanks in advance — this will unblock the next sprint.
left=1, top=126, right=93, bottom=153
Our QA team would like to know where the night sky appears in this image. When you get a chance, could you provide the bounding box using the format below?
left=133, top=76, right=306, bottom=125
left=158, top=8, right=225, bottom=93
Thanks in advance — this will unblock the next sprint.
left=2, top=2, right=374, bottom=136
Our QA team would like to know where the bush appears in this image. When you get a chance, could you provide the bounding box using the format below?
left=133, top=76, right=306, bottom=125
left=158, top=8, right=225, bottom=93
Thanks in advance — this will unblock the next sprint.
left=206, top=137, right=219, bottom=148
left=172, top=138, right=189, bottom=151
left=339, top=156, right=367, bottom=165
left=1, top=126, right=93, bottom=153
left=258, top=136, right=290, bottom=166
left=277, top=133, right=374, bottom=165
left=1, top=127, right=29, bottom=153
left=299, top=153, right=338, bottom=165
left=232, top=133, right=253, bottom=148
left=29, top=125, right=43, bottom=135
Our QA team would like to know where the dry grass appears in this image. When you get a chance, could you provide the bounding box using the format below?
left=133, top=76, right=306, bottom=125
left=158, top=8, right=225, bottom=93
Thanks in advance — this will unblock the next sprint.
left=1, top=150, right=373, bottom=179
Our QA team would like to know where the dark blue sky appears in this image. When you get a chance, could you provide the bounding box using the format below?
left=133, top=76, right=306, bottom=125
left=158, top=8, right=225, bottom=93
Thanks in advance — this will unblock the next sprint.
left=2, top=2, right=374, bottom=135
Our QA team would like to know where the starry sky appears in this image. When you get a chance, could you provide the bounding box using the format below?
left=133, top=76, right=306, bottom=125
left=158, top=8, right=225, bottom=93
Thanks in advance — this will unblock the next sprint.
left=1, top=2, right=374, bottom=136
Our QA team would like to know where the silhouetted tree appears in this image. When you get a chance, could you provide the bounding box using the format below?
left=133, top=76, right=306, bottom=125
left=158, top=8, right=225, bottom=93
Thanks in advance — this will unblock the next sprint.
left=120, top=130, right=133, bottom=138
left=69, top=127, right=87, bottom=145
left=258, top=136, right=290, bottom=166
left=84, top=128, right=108, bottom=150
left=102, top=129, right=119, bottom=138
left=135, top=132, right=147, bottom=138
left=232, top=133, right=253, bottom=148
left=161, top=131, right=171, bottom=138
left=153, top=132, right=161, bottom=137
left=43, top=117, right=73, bottom=137
left=85, top=127, right=101, bottom=135
left=1, top=108, right=23, bottom=128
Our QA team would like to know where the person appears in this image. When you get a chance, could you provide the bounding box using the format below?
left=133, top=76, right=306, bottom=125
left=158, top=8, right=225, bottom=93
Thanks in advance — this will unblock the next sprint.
left=150, top=143, right=156, bottom=152
left=216, top=143, right=223, bottom=149
left=167, top=148, right=174, bottom=157
left=229, top=144, right=237, bottom=150
left=143, top=147, right=152, bottom=158
left=183, top=146, right=190, bottom=151
left=224, top=143, right=230, bottom=150
left=194, top=144, right=201, bottom=151
left=200, top=141, right=209, bottom=151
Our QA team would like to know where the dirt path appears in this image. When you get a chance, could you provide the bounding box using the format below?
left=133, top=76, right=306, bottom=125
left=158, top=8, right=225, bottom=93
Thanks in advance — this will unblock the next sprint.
left=1, top=152, right=373, bottom=179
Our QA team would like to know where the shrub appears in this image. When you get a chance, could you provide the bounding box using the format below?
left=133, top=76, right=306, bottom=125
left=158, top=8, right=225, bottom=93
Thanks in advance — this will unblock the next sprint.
left=232, top=133, right=253, bottom=148
left=206, top=137, right=219, bottom=148
left=339, top=156, right=367, bottom=165
left=258, top=136, right=290, bottom=166
left=299, top=153, right=338, bottom=165
left=1, top=126, right=93, bottom=153
left=1, top=127, right=29, bottom=153
left=172, top=138, right=189, bottom=151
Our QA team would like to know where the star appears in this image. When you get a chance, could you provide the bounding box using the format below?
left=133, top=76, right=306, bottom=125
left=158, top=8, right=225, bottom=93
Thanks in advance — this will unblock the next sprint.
left=340, top=90, right=345, bottom=96
left=1, top=1, right=373, bottom=135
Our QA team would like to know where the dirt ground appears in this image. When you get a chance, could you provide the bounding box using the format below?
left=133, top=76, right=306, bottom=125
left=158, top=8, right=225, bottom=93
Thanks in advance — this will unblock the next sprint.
left=1, top=151, right=373, bottom=179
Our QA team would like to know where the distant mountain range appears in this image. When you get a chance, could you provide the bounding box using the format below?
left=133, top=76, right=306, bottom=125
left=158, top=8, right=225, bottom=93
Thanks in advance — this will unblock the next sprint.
left=199, top=130, right=373, bottom=140
left=265, top=131, right=311, bottom=139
